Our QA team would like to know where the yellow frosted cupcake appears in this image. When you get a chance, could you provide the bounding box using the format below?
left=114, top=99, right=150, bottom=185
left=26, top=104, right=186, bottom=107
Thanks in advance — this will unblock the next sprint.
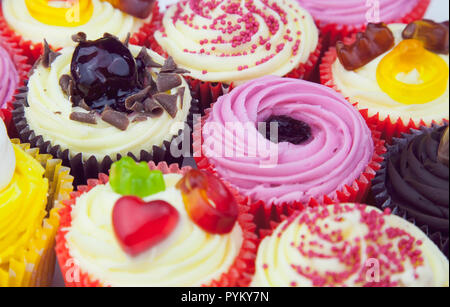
left=0, top=120, right=73, bottom=287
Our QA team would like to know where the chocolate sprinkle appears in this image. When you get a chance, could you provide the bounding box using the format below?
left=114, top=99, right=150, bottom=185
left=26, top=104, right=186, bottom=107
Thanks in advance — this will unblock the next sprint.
left=144, top=98, right=164, bottom=117
left=71, top=32, right=87, bottom=43
left=42, top=40, right=61, bottom=68
left=123, top=33, right=131, bottom=47
left=101, top=109, right=130, bottom=131
left=132, top=116, right=149, bottom=123
left=153, top=93, right=178, bottom=118
left=160, top=56, right=178, bottom=73
left=178, top=87, right=186, bottom=109
left=157, top=73, right=182, bottom=92
left=70, top=112, right=97, bottom=124
left=59, top=74, right=73, bottom=95
left=137, top=47, right=162, bottom=68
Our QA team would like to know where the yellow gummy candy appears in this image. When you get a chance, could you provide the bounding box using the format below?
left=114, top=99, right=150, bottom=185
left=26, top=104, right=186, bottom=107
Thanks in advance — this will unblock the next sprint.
left=376, top=39, right=449, bottom=105
left=25, top=0, right=94, bottom=27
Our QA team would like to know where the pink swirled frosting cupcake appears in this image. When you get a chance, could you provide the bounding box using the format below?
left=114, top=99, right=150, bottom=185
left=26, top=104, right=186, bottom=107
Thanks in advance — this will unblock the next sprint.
left=296, top=0, right=420, bottom=26
left=0, top=44, right=18, bottom=108
left=199, top=76, right=374, bottom=205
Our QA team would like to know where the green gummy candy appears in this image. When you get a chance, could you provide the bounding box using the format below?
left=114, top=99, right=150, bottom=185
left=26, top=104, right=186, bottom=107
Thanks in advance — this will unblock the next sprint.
left=110, top=157, right=166, bottom=198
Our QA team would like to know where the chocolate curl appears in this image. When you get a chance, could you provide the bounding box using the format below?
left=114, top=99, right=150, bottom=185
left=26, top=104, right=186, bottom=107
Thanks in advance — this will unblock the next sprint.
left=124, top=86, right=152, bottom=108
left=402, top=20, right=449, bottom=54
left=70, top=112, right=97, bottom=125
left=41, top=40, right=61, bottom=68
left=59, top=74, right=75, bottom=96
left=336, top=23, right=395, bottom=71
left=137, top=47, right=162, bottom=68
left=153, top=93, right=178, bottom=118
left=157, top=73, right=182, bottom=92
left=160, top=56, right=178, bottom=73
left=101, top=109, right=130, bottom=131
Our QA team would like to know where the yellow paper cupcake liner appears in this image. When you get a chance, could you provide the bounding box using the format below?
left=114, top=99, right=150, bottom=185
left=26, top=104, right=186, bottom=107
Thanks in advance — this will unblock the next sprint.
left=0, top=139, right=73, bottom=287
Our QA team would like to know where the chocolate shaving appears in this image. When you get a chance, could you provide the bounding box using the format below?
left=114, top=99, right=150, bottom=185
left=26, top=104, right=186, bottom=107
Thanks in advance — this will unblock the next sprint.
left=160, top=56, right=178, bottom=73
left=127, top=101, right=145, bottom=112
left=42, top=39, right=61, bottom=68
left=157, top=73, right=182, bottom=92
left=174, top=68, right=191, bottom=74
left=101, top=109, right=130, bottom=131
left=124, top=86, right=152, bottom=109
left=144, top=98, right=164, bottom=118
left=71, top=32, right=87, bottom=43
left=70, top=112, right=97, bottom=125
left=153, top=93, right=178, bottom=118
left=79, top=99, right=91, bottom=111
left=137, top=47, right=162, bottom=68
left=178, top=87, right=185, bottom=109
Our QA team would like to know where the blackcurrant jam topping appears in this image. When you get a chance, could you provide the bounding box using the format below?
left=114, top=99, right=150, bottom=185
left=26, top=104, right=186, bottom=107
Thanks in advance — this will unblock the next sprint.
left=70, top=36, right=144, bottom=112
left=263, top=115, right=312, bottom=145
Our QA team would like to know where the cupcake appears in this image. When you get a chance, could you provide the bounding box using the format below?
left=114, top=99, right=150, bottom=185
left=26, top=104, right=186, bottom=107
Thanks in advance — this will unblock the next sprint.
left=251, top=203, right=449, bottom=287
left=0, top=34, right=31, bottom=109
left=194, top=76, right=386, bottom=229
left=13, top=33, right=197, bottom=186
left=296, top=0, right=430, bottom=50
left=0, top=0, right=160, bottom=63
left=372, top=125, right=449, bottom=255
left=0, top=119, right=73, bottom=287
left=320, top=21, right=449, bottom=143
left=55, top=158, right=258, bottom=287
left=153, top=0, right=321, bottom=110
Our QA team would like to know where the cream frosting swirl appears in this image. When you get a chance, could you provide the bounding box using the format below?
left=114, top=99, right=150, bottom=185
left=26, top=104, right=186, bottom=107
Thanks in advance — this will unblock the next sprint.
left=24, top=45, right=191, bottom=162
left=65, top=174, right=244, bottom=287
left=154, top=0, right=319, bottom=84
left=296, top=0, right=419, bottom=25
left=0, top=121, right=15, bottom=192
left=1, top=0, right=150, bottom=48
left=0, top=44, right=18, bottom=108
left=202, top=76, right=374, bottom=205
left=331, top=24, right=449, bottom=124
left=251, top=203, right=449, bottom=287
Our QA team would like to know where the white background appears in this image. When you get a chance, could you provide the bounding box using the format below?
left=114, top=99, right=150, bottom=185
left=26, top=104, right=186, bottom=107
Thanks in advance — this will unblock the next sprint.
left=51, top=0, right=449, bottom=287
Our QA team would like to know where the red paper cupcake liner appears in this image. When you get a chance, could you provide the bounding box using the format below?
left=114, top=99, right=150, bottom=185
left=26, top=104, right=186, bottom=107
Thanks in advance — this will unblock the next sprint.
left=193, top=108, right=387, bottom=231
left=55, top=162, right=259, bottom=287
left=315, top=0, right=430, bottom=52
left=150, top=37, right=323, bottom=112
left=0, top=2, right=161, bottom=65
left=319, top=36, right=449, bottom=144
left=0, top=32, right=32, bottom=108
left=0, top=108, right=12, bottom=134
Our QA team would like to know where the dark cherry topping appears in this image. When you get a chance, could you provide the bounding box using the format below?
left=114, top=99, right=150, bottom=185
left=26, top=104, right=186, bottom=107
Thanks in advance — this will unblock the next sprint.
left=70, top=35, right=142, bottom=113
left=263, top=115, right=312, bottom=145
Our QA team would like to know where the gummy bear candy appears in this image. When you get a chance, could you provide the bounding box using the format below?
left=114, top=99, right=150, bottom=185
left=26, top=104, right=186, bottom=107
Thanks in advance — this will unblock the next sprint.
left=376, top=39, right=449, bottom=105
left=337, top=23, right=395, bottom=71
left=176, top=170, right=238, bottom=234
left=105, top=0, right=156, bottom=19
left=110, top=157, right=165, bottom=198
left=25, top=0, right=94, bottom=27
left=402, top=20, right=449, bottom=54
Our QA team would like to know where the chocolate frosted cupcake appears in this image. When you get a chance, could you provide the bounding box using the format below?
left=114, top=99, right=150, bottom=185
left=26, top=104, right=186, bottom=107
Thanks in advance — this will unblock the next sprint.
left=13, top=33, right=197, bottom=185
left=372, top=125, right=449, bottom=255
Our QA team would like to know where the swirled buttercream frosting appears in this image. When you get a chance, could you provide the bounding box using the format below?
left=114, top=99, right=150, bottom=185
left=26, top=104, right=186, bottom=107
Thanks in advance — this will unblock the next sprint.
left=296, top=0, right=419, bottom=26
left=201, top=76, right=374, bottom=205
left=0, top=44, right=18, bottom=108
left=1, top=0, right=150, bottom=47
left=251, top=203, right=449, bottom=287
left=65, top=174, right=243, bottom=287
left=154, top=0, right=319, bottom=84
left=386, top=126, right=449, bottom=235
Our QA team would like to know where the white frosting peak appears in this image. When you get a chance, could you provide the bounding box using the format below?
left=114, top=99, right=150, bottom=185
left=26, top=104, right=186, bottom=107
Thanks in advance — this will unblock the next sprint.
left=0, top=121, right=15, bottom=191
